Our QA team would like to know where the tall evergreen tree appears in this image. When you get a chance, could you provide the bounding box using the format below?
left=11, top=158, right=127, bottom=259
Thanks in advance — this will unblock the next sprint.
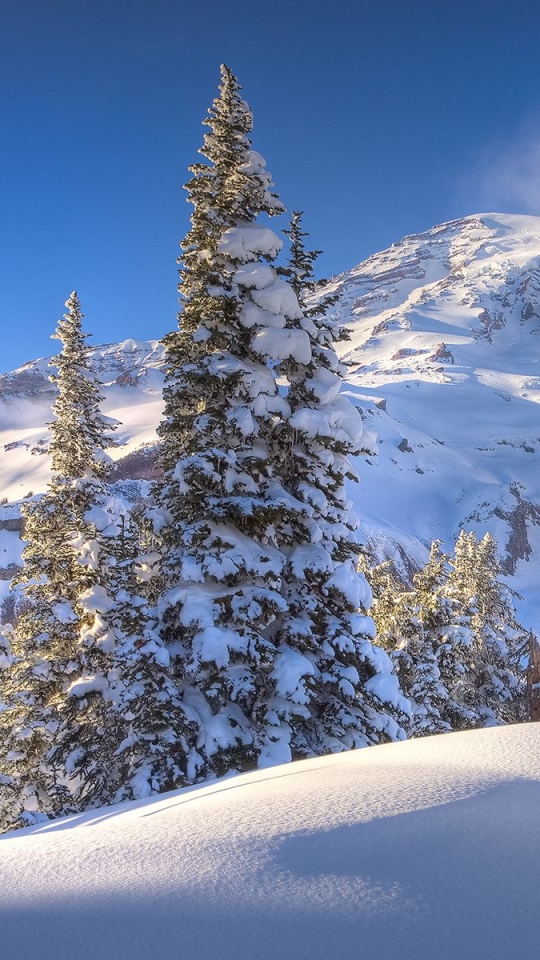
left=0, top=293, right=113, bottom=826
left=0, top=294, right=182, bottom=831
left=266, top=211, right=409, bottom=758
left=155, top=66, right=311, bottom=777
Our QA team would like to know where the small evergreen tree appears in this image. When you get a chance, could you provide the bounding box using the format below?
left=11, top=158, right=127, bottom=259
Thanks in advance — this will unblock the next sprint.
left=370, top=544, right=453, bottom=736
left=447, top=531, right=526, bottom=725
left=366, top=531, right=527, bottom=737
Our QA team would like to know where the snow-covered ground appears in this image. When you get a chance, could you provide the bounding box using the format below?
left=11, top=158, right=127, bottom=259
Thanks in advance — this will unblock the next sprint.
left=0, top=724, right=538, bottom=960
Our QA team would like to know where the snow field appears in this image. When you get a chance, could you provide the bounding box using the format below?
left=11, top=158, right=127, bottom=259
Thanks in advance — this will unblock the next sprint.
left=0, top=724, right=538, bottom=960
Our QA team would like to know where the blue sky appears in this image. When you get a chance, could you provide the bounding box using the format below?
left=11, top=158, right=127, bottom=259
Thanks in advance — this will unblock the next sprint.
left=2, top=0, right=540, bottom=371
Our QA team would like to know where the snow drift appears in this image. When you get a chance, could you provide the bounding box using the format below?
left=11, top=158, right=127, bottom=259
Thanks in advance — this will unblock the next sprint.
left=0, top=724, right=538, bottom=960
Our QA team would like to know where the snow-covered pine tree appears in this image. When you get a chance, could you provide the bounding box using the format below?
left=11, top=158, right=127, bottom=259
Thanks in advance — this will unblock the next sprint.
left=76, top=496, right=191, bottom=803
left=0, top=293, right=114, bottom=826
left=431, top=530, right=482, bottom=730
left=446, top=531, right=526, bottom=726
left=0, top=294, right=184, bottom=832
left=369, top=544, right=453, bottom=737
left=367, top=531, right=527, bottom=736
left=267, top=211, right=409, bottom=758
left=360, top=556, right=403, bottom=653
left=155, top=67, right=312, bottom=777
left=367, top=539, right=479, bottom=735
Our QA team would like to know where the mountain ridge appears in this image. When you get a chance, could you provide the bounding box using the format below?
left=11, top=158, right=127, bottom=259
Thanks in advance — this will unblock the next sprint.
left=323, top=212, right=540, bottom=626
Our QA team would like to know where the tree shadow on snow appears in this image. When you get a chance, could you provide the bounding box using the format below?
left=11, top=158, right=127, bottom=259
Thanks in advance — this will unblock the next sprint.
left=1, top=780, right=539, bottom=960
left=270, top=778, right=540, bottom=959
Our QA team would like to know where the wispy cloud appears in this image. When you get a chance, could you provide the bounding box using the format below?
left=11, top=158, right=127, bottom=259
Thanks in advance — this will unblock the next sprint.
left=470, top=121, right=540, bottom=214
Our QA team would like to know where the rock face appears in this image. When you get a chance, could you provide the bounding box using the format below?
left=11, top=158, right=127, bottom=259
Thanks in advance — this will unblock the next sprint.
left=2, top=214, right=540, bottom=627
left=114, top=445, right=163, bottom=481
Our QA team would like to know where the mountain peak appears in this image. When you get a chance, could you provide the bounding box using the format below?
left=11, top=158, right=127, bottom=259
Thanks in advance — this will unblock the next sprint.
left=319, top=212, right=540, bottom=377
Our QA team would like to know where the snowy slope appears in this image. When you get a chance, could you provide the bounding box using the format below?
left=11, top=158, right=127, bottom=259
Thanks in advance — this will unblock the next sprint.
left=324, top=213, right=540, bottom=624
left=0, top=339, right=166, bottom=608
left=0, top=337, right=165, bottom=503
left=0, top=724, right=538, bottom=960
left=2, top=213, right=540, bottom=625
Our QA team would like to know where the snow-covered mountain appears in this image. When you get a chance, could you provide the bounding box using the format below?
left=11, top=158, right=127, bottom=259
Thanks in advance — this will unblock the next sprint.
left=2, top=212, right=540, bottom=626
left=327, top=213, right=540, bottom=625
left=0, top=337, right=165, bottom=501
left=1, top=724, right=538, bottom=960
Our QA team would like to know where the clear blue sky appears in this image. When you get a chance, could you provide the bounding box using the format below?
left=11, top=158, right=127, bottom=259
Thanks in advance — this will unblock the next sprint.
left=2, top=0, right=540, bottom=371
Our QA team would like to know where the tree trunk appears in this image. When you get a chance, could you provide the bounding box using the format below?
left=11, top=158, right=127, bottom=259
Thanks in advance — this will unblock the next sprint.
left=527, top=633, right=540, bottom=721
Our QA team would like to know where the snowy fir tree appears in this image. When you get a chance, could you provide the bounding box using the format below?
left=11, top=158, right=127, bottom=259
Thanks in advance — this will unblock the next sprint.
left=75, top=497, right=190, bottom=803
left=0, top=294, right=183, bottom=832
left=0, top=292, right=114, bottom=827
left=155, top=65, right=312, bottom=777
left=366, top=532, right=527, bottom=736
left=430, top=532, right=484, bottom=731
left=155, top=65, right=407, bottom=777
left=368, top=544, right=453, bottom=737
left=263, top=211, right=409, bottom=757
left=446, top=531, right=526, bottom=726
left=282, top=211, right=339, bottom=314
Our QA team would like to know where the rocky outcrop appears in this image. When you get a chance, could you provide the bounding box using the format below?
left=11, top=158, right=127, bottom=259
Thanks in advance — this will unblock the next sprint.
left=493, top=488, right=540, bottom=575
left=114, top=445, right=162, bottom=481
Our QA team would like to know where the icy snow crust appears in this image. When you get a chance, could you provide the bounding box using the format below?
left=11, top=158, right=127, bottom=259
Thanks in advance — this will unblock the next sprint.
left=0, top=724, right=538, bottom=960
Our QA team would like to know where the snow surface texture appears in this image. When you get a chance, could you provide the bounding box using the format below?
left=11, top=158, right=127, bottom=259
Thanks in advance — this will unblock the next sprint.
left=3, top=213, right=540, bottom=627
left=0, top=724, right=538, bottom=960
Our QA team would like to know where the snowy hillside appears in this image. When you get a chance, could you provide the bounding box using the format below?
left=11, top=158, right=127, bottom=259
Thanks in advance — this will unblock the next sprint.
left=2, top=213, right=540, bottom=625
left=0, top=337, right=165, bottom=502
left=0, top=339, right=165, bottom=605
left=0, top=724, right=538, bottom=960
left=326, top=213, right=540, bottom=624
